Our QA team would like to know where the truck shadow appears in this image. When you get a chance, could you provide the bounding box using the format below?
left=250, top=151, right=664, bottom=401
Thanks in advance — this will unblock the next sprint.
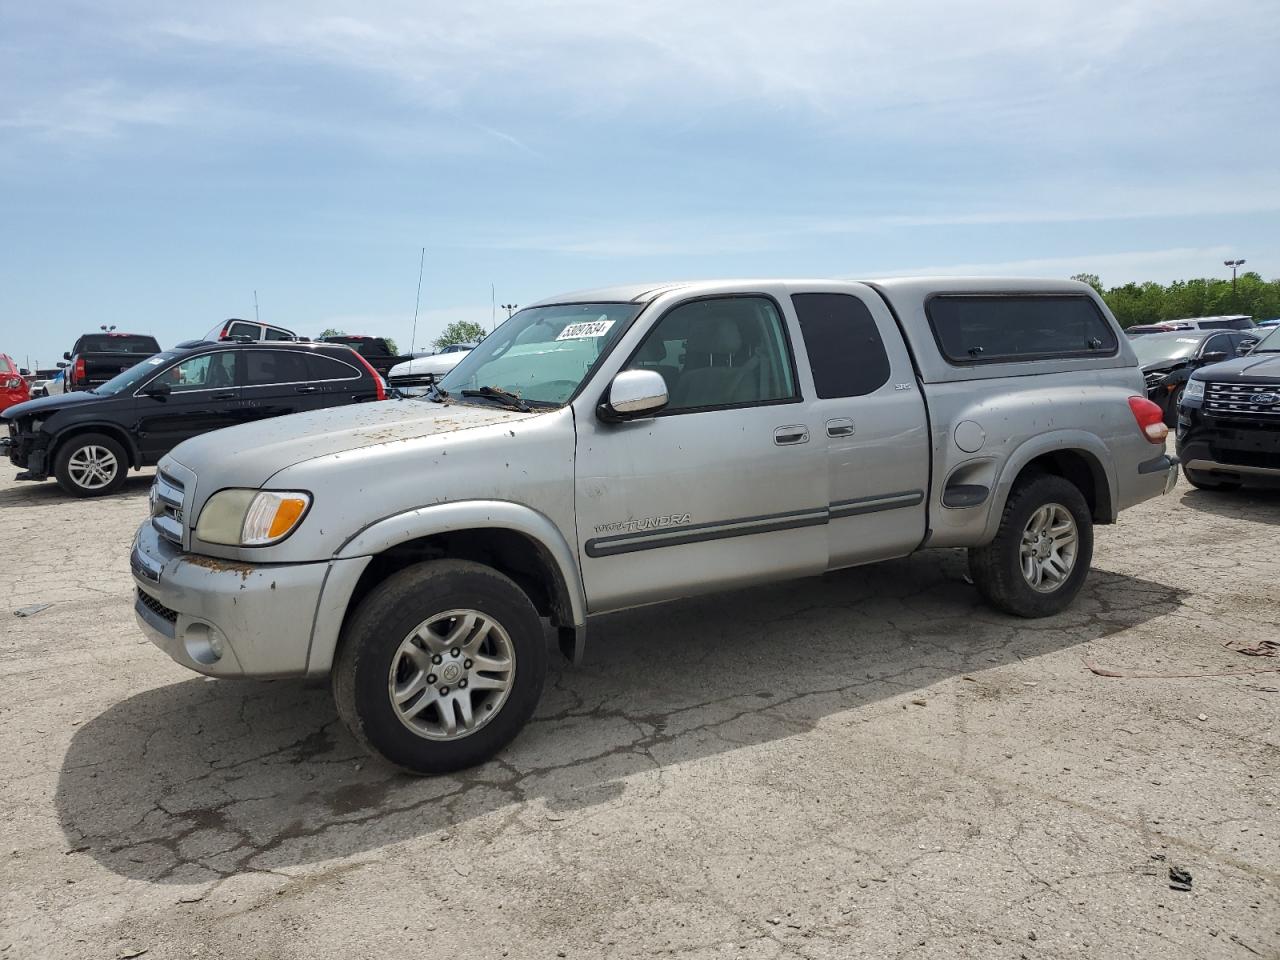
left=56, top=550, right=1184, bottom=885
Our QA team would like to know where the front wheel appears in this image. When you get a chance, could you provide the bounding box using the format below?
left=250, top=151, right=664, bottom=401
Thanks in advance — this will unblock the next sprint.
left=968, top=473, right=1094, bottom=618
left=53, top=433, right=127, bottom=497
left=332, top=559, right=547, bottom=775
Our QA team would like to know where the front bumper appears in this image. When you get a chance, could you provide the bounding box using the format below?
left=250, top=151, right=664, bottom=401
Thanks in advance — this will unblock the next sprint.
left=1176, top=402, right=1280, bottom=482
left=131, top=521, right=358, bottom=678
left=5, top=423, right=47, bottom=476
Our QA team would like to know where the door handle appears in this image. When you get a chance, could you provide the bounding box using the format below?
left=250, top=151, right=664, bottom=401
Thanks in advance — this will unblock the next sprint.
left=826, top=418, right=855, bottom=437
left=295, top=385, right=319, bottom=394
left=211, top=391, right=237, bottom=400
left=773, top=425, right=810, bottom=446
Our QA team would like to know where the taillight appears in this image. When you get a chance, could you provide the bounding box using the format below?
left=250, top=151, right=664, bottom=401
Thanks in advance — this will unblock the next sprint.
left=73, top=357, right=86, bottom=385
left=1128, top=396, right=1168, bottom=444
left=347, top=350, right=386, bottom=400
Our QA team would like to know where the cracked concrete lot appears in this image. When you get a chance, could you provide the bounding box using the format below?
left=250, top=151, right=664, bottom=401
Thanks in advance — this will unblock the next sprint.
left=1, top=467, right=1277, bottom=960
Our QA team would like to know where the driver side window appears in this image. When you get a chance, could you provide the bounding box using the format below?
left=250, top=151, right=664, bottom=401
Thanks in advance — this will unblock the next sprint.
left=624, top=297, right=798, bottom=413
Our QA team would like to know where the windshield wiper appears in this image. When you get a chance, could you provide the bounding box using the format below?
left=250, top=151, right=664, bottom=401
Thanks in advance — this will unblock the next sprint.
left=427, top=380, right=450, bottom=402
left=460, top=386, right=531, bottom=412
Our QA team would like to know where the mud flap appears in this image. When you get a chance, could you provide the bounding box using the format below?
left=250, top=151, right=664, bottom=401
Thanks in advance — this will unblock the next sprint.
left=557, top=625, right=586, bottom=665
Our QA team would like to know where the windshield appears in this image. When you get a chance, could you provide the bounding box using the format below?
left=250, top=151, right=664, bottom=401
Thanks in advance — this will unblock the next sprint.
left=1130, top=334, right=1204, bottom=366
left=93, top=351, right=181, bottom=395
left=1251, top=326, right=1280, bottom=353
left=438, top=303, right=641, bottom=405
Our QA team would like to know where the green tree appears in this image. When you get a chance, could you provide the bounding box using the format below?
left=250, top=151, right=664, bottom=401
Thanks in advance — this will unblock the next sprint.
left=319, top=327, right=345, bottom=338
left=1073, top=272, right=1280, bottom=327
left=1070, top=273, right=1103, bottom=294
left=433, top=321, right=487, bottom=351
left=383, top=337, right=399, bottom=355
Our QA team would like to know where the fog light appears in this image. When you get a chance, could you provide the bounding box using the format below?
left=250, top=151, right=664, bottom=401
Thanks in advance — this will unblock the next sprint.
left=183, top=622, right=224, bottom=665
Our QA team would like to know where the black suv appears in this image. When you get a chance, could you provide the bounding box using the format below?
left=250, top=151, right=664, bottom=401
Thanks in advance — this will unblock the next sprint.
left=4, top=340, right=385, bottom=497
left=1178, top=326, right=1280, bottom=489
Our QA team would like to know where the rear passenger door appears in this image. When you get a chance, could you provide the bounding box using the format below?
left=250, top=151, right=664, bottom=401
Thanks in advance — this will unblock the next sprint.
left=790, top=287, right=931, bottom=568
left=238, top=349, right=328, bottom=425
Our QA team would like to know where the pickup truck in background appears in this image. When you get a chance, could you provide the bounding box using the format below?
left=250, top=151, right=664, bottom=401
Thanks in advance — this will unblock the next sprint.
left=318, top=335, right=412, bottom=378
left=386, top=344, right=476, bottom=395
left=64, top=333, right=162, bottom=391
left=129, top=277, right=1177, bottom=774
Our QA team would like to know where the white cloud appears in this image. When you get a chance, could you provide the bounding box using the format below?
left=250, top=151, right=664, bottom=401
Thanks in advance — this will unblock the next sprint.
left=871, top=246, right=1241, bottom=286
left=0, top=81, right=203, bottom=138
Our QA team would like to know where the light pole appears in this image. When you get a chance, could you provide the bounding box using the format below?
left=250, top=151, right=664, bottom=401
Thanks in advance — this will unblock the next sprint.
left=99, top=324, right=116, bottom=333
left=1224, top=258, right=1246, bottom=310
left=500, top=303, right=518, bottom=319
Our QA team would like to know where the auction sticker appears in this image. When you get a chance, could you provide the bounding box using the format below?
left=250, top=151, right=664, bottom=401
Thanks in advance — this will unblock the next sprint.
left=557, top=318, right=614, bottom=340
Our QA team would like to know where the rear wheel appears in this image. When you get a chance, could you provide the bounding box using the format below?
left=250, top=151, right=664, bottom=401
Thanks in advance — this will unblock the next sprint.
left=333, top=559, right=547, bottom=775
left=53, top=433, right=127, bottom=497
left=1182, top=465, right=1241, bottom=491
left=968, top=473, right=1094, bottom=618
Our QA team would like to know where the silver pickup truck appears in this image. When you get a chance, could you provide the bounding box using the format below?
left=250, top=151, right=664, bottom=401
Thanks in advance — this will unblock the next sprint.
left=130, top=278, right=1177, bottom=773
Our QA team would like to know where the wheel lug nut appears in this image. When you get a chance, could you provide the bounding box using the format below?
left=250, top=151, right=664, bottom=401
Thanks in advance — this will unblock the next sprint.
left=450, top=647, right=460, bottom=657
left=427, top=674, right=437, bottom=684
left=440, top=686, right=449, bottom=695
left=463, top=659, right=472, bottom=669
left=431, top=654, right=442, bottom=664
left=459, top=679, right=468, bottom=689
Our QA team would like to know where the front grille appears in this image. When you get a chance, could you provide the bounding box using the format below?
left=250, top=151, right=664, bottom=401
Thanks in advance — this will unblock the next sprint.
left=136, top=587, right=178, bottom=623
left=151, top=470, right=186, bottom=545
left=1202, top=381, right=1280, bottom=421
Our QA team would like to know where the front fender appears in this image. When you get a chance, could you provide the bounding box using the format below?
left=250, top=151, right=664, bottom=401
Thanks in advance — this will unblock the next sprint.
left=980, top=430, right=1116, bottom=544
left=333, top=499, right=587, bottom=626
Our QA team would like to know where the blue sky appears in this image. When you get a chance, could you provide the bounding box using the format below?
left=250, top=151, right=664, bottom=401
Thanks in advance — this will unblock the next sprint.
left=3, top=0, right=1278, bottom=368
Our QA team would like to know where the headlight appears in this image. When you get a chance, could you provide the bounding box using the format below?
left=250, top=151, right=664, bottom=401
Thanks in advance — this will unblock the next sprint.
left=195, top=489, right=312, bottom=546
left=1183, top=379, right=1204, bottom=402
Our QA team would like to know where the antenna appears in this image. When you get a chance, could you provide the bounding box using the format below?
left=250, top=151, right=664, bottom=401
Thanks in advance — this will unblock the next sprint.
left=491, top=283, right=495, bottom=327
left=254, top=290, right=260, bottom=323
left=410, top=247, right=425, bottom=353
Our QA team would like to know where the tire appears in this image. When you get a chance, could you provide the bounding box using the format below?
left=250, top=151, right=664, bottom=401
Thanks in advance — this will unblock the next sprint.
left=53, top=432, right=128, bottom=497
left=1182, top=465, right=1241, bottom=491
left=968, top=473, right=1094, bottom=618
left=1164, top=387, right=1183, bottom=427
left=333, top=559, right=547, bottom=775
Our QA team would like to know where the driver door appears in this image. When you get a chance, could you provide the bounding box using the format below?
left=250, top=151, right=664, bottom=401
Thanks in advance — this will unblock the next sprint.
left=573, top=294, right=828, bottom=613
left=135, top=350, right=241, bottom=461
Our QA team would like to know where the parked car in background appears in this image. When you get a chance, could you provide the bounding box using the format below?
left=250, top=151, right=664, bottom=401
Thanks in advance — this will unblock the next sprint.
left=202, top=319, right=298, bottom=342
left=0, top=354, right=31, bottom=413
left=386, top=345, right=475, bottom=395
left=318, top=335, right=412, bottom=378
left=4, top=339, right=385, bottom=497
left=128, top=277, right=1176, bottom=774
left=1131, top=329, right=1260, bottom=425
left=64, top=333, right=162, bottom=392
left=1128, top=316, right=1254, bottom=336
left=1178, top=325, right=1280, bottom=489
left=27, top=368, right=63, bottom=398
left=1254, top=318, right=1280, bottom=329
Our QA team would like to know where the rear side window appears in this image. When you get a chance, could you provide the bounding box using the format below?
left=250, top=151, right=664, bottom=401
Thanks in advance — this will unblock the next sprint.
left=307, top=353, right=360, bottom=381
left=926, top=295, right=1117, bottom=364
left=791, top=294, right=891, bottom=398
left=264, top=326, right=294, bottom=341
left=245, top=350, right=309, bottom=385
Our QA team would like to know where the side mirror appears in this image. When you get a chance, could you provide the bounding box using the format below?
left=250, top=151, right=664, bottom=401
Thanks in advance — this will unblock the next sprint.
left=1200, top=351, right=1228, bottom=364
left=63, top=352, right=71, bottom=361
left=1238, top=342, right=1256, bottom=356
left=143, top=380, right=172, bottom=398
left=56, top=361, right=67, bottom=368
left=598, top=369, right=669, bottom=422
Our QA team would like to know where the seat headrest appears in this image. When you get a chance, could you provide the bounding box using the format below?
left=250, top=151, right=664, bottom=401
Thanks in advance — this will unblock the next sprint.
left=687, top=318, right=742, bottom=356
left=637, top=337, right=667, bottom=363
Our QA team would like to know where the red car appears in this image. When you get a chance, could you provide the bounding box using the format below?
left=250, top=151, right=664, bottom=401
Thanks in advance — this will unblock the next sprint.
left=0, top=354, right=31, bottom=413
